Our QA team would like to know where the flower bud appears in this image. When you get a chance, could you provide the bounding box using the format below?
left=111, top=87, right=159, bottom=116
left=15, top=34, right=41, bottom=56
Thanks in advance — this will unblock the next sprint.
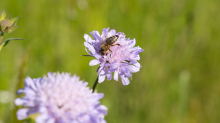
left=0, top=10, right=20, bottom=33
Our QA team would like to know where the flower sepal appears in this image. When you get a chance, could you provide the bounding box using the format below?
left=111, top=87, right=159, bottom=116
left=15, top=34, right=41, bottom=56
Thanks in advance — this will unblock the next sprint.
left=0, top=10, right=20, bottom=33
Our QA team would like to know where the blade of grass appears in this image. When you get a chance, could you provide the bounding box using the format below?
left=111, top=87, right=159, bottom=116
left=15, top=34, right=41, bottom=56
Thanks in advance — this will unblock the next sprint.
left=3, top=47, right=30, bottom=123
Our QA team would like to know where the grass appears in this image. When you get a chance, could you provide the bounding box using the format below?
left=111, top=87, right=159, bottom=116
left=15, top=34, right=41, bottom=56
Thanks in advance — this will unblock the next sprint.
left=0, top=0, right=220, bottom=122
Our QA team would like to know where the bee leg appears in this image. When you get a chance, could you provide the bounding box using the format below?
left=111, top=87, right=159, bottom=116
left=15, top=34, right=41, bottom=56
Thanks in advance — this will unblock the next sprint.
left=112, top=44, right=121, bottom=46
left=109, top=49, right=112, bottom=52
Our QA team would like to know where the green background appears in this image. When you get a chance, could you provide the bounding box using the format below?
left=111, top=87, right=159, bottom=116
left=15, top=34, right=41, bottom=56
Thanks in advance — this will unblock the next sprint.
left=0, top=0, right=220, bottom=123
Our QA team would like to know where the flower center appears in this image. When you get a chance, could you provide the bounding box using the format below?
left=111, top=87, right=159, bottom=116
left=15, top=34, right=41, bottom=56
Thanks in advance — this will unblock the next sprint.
left=0, top=19, right=12, bottom=28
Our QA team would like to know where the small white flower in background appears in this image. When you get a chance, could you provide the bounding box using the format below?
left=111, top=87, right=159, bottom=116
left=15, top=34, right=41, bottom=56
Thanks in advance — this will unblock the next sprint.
left=15, top=72, right=107, bottom=123
left=84, top=28, right=144, bottom=85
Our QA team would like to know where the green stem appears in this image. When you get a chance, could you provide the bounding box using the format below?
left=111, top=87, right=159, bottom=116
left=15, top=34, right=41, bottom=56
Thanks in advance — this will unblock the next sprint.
left=0, top=32, right=4, bottom=44
left=92, top=76, right=99, bottom=93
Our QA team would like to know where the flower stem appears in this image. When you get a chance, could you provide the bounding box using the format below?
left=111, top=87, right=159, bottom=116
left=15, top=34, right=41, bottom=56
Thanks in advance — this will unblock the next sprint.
left=92, top=76, right=99, bottom=92
left=0, top=32, right=4, bottom=44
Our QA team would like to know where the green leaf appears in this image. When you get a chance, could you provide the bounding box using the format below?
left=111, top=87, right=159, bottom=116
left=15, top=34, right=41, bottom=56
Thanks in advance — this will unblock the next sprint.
left=0, top=38, right=25, bottom=51
left=3, top=38, right=25, bottom=47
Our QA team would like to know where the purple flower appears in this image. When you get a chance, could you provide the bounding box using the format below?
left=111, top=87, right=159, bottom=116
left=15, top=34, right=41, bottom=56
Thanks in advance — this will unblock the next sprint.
left=14, top=72, right=107, bottom=123
left=84, top=28, right=144, bottom=85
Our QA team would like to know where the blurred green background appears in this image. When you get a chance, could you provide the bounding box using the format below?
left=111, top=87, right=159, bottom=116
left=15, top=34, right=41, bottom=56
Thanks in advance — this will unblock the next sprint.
left=0, top=0, right=220, bottom=123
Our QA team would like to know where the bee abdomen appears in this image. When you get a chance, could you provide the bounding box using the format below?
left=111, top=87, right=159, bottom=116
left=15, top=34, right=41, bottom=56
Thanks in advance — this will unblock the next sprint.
left=106, top=35, right=119, bottom=44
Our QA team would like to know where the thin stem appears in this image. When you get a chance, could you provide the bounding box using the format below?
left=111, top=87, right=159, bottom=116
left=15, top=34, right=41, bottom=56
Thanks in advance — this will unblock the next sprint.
left=0, top=32, right=4, bottom=44
left=81, top=55, right=95, bottom=58
left=81, top=55, right=92, bottom=57
left=92, top=76, right=99, bottom=93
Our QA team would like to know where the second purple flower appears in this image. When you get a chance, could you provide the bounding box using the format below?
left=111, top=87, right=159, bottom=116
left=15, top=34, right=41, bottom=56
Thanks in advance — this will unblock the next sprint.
left=15, top=72, right=107, bottom=123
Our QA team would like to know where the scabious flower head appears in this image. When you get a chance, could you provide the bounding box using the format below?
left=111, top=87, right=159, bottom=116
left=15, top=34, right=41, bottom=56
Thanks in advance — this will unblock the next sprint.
left=15, top=72, right=107, bottom=123
left=84, top=28, right=144, bottom=85
left=0, top=10, right=20, bottom=33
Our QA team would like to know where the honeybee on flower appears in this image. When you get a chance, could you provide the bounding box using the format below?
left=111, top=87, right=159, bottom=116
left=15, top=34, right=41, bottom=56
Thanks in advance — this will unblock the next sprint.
left=84, top=28, right=144, bottom=85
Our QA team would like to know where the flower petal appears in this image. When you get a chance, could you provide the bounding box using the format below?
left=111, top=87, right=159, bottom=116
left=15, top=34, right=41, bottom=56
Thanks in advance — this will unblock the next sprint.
left=130, top=47, right=144, bottom=60
left=90, top=31, right=101, bottom=41
left=134, top=62, right=141, bottom=68
left=36, top=113, right=48, bottom=123
left=114, top=70, right=119, bottom=81
left=120, top=75, right=130, bottom=85
left=102, top=28, right=110, bottom=38
left=85, top=47, right=93, bottom=56
left=84, top=42, right=96, bottom=54
left=24, top=76, right=34, bottom=88
left=27, top=107, right=39, bottom=115
left=110, top=63, right=119, bottom=70
left=84, top=34, right=92, bottom=42
left=16, top=88, right=25, bottom=95
left=93, top=53, right=102, bottom=60
left=16, top=109, right=29, bottom=120
left=106, top=73, right=112, bottom=80
left=98, top=71, right=105, bottom=83
left=128, top=39, right=136, bottom=48
left=124, top=68, right=132, bottom=77
left=14, top=98, right=24, bottom=105
left=127, top=65, right=140, bottom=73
left=89, top=59, right=100, bottom=66
left=109, top=29, right=116, bottom=36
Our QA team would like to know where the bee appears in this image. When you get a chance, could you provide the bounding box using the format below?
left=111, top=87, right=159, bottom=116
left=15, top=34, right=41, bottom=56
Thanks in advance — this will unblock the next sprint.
left=99, top=35, right=121, bottom=56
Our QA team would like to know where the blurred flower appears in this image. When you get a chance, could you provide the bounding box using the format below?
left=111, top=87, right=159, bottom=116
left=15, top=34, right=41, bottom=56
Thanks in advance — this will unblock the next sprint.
left=0, top=10, right=20, bottom=33
left=84, top=28, right=144, bottom=85
left=15, top=72, right=107, bottom=123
